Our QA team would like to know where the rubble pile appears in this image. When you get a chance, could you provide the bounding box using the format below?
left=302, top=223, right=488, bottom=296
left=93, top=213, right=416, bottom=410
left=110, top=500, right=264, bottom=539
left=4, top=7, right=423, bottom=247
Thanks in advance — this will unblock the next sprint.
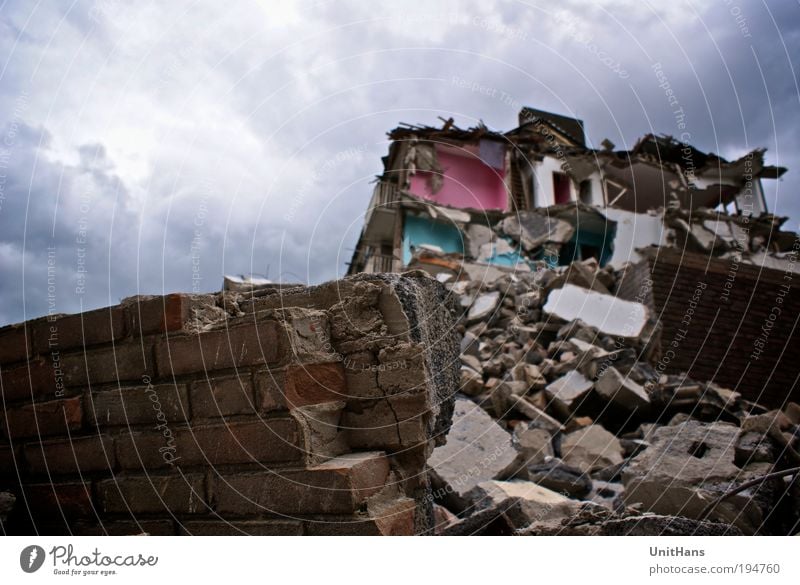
left=404, top=205, right=800, bottom=282
left=663, top=207, right=799, bottom=268
left=424, top=221, right=800, bottom=535
left=347, top=108, right=797, bottom=535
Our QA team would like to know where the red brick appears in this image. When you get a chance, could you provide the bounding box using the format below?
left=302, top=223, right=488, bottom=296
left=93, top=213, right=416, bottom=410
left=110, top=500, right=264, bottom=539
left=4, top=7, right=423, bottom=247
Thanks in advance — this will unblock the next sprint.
left=24, top=434, right=115, bottom=474
left=284, top=363, right=348, bottom=408
left=179, top=520, right=303, bottom=535
left=115, top=431, right=176, bottom=470
left=190, top=374, right=255, bottom=418
left=344, top=392, right=430, bottom=450
left=254, top=369, right=287, bottom=412
left=0, top=322, right=31, bottom=364
left=640, top=250, right=800, bottom=408
left=254, top=363, right=348, bottom=412
left=377, top=344, right=427, bottom=393
left=61, top=342, right=153, bottom=387
left=88, top=383, right=189, bottom=427
left=176, top=419, right=303, bottom=466
left=303, top=518, right=383, bottom=536
left=361, top=500, right=417, bottom=536
left=342, top=351, right=380, bottom=399
left=24, top=481, right=94, bottom=518
left=0, top=358, right=56, bottom=403
left=116, top=419, right=303, bottom=470
left=97, top=474, right=206, bottom=514
left=74, top=520, right=175, bottom=536
left=32, top=307, right=127, bottom=354
left=214, top=451, right=390, bottom=515
left=0, top=443, right=21, bottom=475
left=2, top=396, right=83, bottom=439
left=155, top=321, right=283, bottom=377
left=305, top=499, right=416, bottom=535
left=126, top=294, right=190, bottom=335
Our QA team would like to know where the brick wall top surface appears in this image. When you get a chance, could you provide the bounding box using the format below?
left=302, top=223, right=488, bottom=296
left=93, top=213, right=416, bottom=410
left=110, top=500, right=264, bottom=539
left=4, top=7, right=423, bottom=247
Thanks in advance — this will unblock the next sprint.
left=638, top=250, right=798, bottom=408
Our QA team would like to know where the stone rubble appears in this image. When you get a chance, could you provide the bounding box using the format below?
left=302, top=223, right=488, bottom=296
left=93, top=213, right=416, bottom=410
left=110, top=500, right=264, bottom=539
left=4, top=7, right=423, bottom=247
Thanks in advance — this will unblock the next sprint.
left=427, top=397, right=517, bottom=512
left=423, top=240, right=800, bottom=535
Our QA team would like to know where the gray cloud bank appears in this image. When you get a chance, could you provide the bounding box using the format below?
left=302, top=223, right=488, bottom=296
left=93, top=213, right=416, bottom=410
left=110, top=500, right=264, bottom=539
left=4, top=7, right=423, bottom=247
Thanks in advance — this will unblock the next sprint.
left=0, top=0, right=798, bottom=325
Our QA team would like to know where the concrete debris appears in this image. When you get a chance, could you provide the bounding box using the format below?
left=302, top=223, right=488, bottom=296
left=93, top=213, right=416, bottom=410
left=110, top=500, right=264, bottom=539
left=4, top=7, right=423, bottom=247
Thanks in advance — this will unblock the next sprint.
left=547, top=260, right=612, bottom=294
left=432, top=504, right=459, bottom=535
left=459, top=366, right=484, bottom=397
left=460, top=354, right=483, bottom=373
left=511, top=362, right=547, bottom=391
left=622, top=420, right=778, bottom=535
left=520, top=509, right=744, bottom=536
left=589, top=480, right=625, bottom=511
left=526, top=458, right=593, bottom=498
left=428, top=397, right=517, bottom=511
left=421, top=243, right=798, bottom=534
left=477, top=239, right=515, bottom=263
left=498, top=212, right=575, bottom=251
left=438, top=497, right=534, bottom=536
left=415, top=240, right=800, bottom=534
left=561, top=425, right=625, bottom=474
left=465, top=224, right=495, bottom=259
left=785, top=402, right=800, bottom=426
left=664, top=207, right=799, bottom=272
left=544, top=284, right=649, bottom=339
left=466, top=480, right=580, bottom=528
left=594, top=366, right=651, bottom=411
left=460, top=331, right=481, bottom=359
left=735, top=431, right=775, bottom=466
left=546, top=370, right=593, bottom=416
left=512, top=425, right=554, bottom=466
left=507, top=396, right=565, bottom=434
left=467, top=291, right=500, bottom=323
left=568, top=337, right=609, bottom=358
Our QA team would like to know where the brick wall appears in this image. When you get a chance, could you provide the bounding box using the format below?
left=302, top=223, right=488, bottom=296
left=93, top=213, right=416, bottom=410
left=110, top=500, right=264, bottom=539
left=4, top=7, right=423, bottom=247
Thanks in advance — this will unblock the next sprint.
left=0, top=273, right=459, bottom=535
left=616, top=248, right=799, bottom=408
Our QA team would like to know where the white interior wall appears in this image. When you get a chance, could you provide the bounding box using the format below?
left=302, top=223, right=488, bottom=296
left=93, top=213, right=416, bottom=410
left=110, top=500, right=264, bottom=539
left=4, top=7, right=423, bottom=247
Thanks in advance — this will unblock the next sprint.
left=531, top=156, right=572, bottom=207
left=586, top=174, right=604, bottom=206
left=602, top=207, right=669, bottom=269
left=532, top=156, right=607, bottom=208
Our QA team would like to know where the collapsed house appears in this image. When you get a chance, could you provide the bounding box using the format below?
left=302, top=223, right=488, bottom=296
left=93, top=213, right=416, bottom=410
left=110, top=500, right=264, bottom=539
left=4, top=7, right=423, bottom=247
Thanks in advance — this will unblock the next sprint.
left=349, top=106, right=790, bottom=274
left=347, top=108, right=800, bottom=535
left=347, top=108, right=799, bottom=408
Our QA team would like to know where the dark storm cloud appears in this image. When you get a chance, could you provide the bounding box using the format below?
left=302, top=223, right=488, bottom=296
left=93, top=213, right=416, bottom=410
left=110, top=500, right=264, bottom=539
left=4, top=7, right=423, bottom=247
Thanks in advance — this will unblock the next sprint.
left=0, top=0, right=798, bottom=325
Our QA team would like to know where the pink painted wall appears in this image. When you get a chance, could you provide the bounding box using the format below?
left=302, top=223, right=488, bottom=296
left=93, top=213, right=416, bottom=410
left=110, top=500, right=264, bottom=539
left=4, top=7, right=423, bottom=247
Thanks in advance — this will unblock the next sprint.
left=409, top=146, right=508, bottom=211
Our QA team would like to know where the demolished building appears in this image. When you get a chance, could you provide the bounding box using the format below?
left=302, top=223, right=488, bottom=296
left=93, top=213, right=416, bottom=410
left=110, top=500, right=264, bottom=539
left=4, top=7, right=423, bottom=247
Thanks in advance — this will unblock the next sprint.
left=347, top=108, right=800, bottom=535
left=349, top=107, right=789, bottom=273
left=1, top=107, right=799, bottom=536
left=348, top=107, right=798, bottom=408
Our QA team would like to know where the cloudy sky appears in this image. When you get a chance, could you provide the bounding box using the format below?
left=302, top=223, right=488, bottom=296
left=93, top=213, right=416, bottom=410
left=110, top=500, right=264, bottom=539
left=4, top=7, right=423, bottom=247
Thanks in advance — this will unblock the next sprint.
left=0, top=0, right=798, bottom=325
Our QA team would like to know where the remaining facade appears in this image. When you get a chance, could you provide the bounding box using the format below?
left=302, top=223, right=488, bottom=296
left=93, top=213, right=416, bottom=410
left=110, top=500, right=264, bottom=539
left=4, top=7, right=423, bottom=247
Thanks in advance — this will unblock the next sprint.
left=348, top=107, right=789, bottom=276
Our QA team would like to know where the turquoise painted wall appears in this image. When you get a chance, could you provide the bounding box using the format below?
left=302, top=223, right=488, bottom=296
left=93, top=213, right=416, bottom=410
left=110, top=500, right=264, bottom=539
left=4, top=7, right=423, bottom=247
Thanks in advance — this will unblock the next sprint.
left=480, top=239, right=534, bottom=269
left=402, top=214, right=465, bottom=264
